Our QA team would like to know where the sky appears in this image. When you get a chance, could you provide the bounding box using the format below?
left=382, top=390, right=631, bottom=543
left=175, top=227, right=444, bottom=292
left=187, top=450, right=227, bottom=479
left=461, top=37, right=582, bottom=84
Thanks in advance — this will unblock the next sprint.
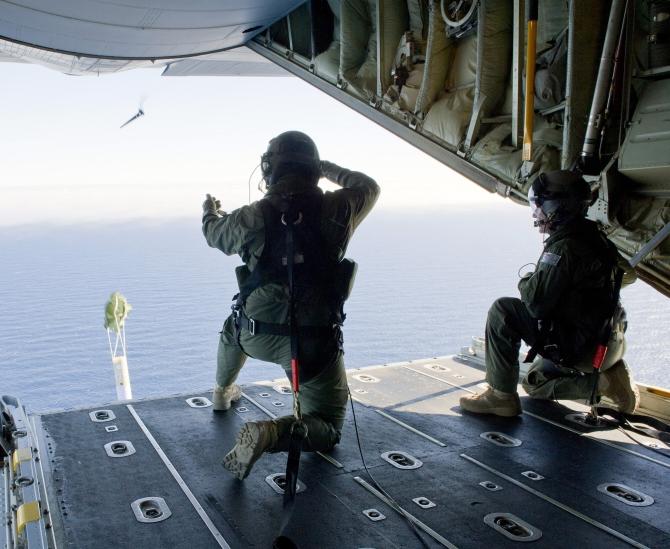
left=0, top=61, right=505, bottom=226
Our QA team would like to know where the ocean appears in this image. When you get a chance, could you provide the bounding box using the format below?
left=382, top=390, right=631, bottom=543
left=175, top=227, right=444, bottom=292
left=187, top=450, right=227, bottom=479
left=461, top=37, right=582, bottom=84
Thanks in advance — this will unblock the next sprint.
left=1, top=208, right=667, bottom=413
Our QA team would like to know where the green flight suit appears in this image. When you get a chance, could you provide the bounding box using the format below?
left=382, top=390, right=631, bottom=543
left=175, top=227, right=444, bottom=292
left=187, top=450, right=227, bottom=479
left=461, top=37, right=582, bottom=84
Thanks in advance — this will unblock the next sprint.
left=485, top=218, right=627, bottom=398
left=203, top=164, right=379, bottom=452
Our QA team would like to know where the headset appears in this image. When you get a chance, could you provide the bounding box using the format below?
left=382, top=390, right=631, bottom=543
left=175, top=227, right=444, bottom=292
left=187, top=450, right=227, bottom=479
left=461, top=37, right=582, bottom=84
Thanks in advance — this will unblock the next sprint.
left=260, top=131, right=320, bottom=187
left=529, top=171, right=592, bottom=231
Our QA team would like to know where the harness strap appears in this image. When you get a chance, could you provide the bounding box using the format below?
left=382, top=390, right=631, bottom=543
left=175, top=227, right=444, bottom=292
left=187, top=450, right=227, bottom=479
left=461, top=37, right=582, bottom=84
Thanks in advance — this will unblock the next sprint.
left=234, top=308, right=333, bottom=338
left=588, top=267, right=625, bottom=413
left=275, top=421, right=307, bottom=548
left=273, top=207, right=306, bottom=548
left=523, top=319, right=553, bottom=363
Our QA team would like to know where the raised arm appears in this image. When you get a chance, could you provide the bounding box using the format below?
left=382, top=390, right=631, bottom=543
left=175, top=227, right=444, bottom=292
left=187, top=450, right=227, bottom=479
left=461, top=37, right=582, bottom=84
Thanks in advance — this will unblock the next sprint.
left=320, top=160, right=380, bottom=229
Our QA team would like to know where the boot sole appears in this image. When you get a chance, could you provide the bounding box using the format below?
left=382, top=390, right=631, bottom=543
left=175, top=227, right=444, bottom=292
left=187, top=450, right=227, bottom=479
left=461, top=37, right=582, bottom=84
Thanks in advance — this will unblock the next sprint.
left=222, top=423, right=263, bottom=480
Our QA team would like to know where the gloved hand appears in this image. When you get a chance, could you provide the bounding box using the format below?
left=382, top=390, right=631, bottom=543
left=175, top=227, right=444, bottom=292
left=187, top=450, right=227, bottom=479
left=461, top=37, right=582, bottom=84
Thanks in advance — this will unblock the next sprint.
left=319, top=160, right=347, bottom=185
left=202, top=194, right=222, bottom=216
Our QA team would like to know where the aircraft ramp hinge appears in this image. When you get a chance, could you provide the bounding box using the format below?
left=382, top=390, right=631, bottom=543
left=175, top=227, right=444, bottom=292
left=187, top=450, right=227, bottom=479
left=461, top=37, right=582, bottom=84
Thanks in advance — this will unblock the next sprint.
left=495, top=182, right=511, bottom=197
left=629, top=222, right=670, bottom=268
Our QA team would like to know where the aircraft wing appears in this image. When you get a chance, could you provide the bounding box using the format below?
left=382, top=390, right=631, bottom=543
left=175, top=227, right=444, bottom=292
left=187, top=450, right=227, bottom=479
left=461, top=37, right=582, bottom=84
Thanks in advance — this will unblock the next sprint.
left=162, top=48, right=289, bottom=77
left=0, top=0, right=305, bottom=74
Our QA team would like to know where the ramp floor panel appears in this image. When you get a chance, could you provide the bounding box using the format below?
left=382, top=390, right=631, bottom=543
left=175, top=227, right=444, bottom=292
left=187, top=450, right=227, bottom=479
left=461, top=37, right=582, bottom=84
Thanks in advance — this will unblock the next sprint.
left=129, top=394, right=407, bottom=548
left=320, top=452, right=633, bottom=549
left=412, top=357, right=670, bottom=466
left=34, top=357, right=670, bottom=548
left=460, top=446, right=670, bottom=548
left=39, top=402, right=226, bottom=548
left=346, top=360, right=670, bottom=543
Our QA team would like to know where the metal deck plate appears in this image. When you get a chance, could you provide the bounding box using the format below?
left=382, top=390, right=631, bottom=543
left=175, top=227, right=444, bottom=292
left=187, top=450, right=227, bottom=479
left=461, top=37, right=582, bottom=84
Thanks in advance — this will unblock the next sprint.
left=34, top=358, right=670, bottom=548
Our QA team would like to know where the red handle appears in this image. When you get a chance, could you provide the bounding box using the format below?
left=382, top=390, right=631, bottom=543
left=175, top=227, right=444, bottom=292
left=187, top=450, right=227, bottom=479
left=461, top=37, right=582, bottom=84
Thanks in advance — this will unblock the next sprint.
left=592, top=344, right=607, bottom=370
left=291, top=358, right=299, bottom=391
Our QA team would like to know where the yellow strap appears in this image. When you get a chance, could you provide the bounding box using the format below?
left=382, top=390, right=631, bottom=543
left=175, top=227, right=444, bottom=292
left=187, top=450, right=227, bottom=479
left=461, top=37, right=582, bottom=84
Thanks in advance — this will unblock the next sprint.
left=522, top=19, right=538, bottom=161
left=16, top=501, right=41, bottom=535
left=11, top=447, right=32, bottom=474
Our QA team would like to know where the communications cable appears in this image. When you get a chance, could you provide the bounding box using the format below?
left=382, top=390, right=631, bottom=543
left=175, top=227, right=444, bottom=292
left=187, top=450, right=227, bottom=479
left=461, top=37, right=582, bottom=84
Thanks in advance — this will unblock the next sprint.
left=347, top=386, right=431, bottom=549
left=592, top=407, right=670, bottom=459
left=619, top=418, right=670, bottom=459
left=517, top=262, right=536, bottom=278
left=247, top=163, right=262, bottom=204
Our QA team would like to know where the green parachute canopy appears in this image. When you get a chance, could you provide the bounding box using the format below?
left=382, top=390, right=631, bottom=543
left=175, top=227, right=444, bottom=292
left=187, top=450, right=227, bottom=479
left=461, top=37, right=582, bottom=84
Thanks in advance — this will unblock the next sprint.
left=104, top=292, right=132, bottom=333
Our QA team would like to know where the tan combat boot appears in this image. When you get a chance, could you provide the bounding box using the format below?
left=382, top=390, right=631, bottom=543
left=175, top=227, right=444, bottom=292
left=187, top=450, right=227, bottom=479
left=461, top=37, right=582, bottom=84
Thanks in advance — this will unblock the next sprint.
left=222, top=421, right=278, bottom=480
left=598, top=360, right=640, bottom=414
left=212, top=384, right=242, bottom=411
left=460, top=387, right=522, bottom=417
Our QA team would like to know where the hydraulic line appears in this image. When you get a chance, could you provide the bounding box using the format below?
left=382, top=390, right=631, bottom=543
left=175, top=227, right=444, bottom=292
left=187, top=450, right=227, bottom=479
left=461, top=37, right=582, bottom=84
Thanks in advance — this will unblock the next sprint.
left=580, top=0, right=628, bottom=165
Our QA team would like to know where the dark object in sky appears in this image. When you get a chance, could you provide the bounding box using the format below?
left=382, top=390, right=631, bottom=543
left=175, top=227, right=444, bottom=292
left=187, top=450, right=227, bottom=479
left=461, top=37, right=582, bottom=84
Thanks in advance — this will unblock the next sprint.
left=120, top=108, right=144, bottom=129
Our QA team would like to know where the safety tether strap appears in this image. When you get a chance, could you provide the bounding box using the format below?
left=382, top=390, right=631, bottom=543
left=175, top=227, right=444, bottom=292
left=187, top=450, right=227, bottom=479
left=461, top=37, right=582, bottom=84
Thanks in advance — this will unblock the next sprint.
left=588, top=267, right=625, bottom=422
left=283, top=208, right=301, bottom=416
left=591, top=407, right=670, bottom=443
left=274, top=207, right=308, bottom=548
left=523, top=319, right=553, bottom=364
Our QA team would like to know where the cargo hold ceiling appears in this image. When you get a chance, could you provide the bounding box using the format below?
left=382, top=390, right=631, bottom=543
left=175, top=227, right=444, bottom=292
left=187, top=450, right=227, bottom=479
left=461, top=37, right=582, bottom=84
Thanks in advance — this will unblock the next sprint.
left=0, top=1, right=305, bottom=60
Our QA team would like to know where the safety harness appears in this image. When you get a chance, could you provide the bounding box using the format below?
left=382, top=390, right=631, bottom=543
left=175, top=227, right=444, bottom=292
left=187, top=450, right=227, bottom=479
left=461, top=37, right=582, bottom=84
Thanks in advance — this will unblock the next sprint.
left=277, top=195, right=308, bottom=548
left=587, top=266, right=625, bottom=422
left=523, top=320, right=556, bottom=365
left=232, top=190, right=344, bottom=342
left=231, top=189, right=342, bottom=547
left=523, top=229, right=622, bottom=369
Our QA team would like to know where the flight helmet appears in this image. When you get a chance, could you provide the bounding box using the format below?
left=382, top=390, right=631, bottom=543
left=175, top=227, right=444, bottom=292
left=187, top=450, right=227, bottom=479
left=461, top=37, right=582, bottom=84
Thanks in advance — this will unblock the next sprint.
left=261, top=131, right=320, bottom=187
left=528, top=170, right=592, bottom=233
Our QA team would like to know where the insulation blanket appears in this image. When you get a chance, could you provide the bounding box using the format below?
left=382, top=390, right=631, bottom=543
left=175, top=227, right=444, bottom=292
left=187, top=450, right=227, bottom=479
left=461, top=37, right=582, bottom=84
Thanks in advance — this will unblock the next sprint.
left=314, top=0, right=342, bottom=83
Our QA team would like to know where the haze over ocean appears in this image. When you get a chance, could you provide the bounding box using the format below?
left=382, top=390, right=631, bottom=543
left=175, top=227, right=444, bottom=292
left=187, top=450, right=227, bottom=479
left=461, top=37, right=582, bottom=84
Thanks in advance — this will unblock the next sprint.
left=1, top=207, right=667, bottom=413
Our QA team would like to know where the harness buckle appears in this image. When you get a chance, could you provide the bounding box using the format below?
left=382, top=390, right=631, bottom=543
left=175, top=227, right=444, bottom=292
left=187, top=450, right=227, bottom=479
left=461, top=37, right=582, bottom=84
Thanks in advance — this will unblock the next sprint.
left=542, top=343, right=562, bottom=365
left=248, top=318, right=256, bottom=336
left=281, top=212, right=303, bottom=226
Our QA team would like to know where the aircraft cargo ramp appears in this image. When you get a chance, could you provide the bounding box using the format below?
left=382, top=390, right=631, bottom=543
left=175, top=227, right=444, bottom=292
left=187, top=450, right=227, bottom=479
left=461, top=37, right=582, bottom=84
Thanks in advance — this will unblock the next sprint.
left=4, top=356, right=670, bottom=548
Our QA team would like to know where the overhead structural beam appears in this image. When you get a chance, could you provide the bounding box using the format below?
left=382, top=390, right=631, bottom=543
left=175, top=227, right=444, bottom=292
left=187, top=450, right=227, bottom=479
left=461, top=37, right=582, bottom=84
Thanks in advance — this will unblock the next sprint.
left=629, top=222, right=670, bottom=268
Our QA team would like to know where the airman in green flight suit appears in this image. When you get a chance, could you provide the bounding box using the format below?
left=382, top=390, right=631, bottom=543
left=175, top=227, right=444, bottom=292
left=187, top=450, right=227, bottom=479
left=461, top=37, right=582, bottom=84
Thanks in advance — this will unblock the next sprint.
left=460, top=170, right=638, bottom=417
left=202, top=131, right=379, bottom=479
